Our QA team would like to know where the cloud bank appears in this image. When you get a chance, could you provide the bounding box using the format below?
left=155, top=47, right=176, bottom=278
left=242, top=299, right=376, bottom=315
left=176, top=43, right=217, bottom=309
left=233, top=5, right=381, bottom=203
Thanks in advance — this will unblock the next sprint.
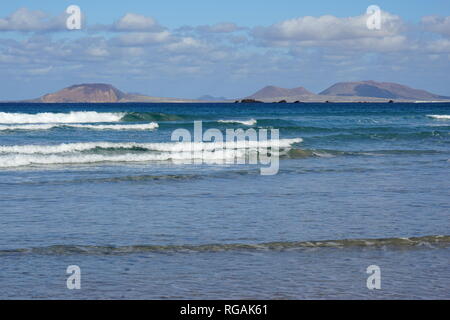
left=0, top=8, right=449, bottom=99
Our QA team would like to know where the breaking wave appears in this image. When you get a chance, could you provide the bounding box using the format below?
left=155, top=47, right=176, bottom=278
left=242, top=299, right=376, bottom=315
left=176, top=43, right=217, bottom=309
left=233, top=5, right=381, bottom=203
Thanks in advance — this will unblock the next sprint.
left=0, top=139, right=302, bottom=155
left=0, top=151, right=247, bottom=168
left=0, top=111, right=192, bottom=124
left=427, top=115, right=450, bottom=120
left=0, top=123, right=158, bottom=131
left=0, top=111, right=124, bottom=124
left=0, top=138, right=302, bottom=168
left=1, top=235, right=448, bottom=255
left=218, top=119, right=257, bottom=126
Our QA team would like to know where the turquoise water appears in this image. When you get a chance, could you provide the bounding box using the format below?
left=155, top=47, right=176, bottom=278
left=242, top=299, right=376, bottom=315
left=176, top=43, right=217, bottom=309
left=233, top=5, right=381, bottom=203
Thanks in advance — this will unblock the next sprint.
left=0, top=103, right=449, bottom=299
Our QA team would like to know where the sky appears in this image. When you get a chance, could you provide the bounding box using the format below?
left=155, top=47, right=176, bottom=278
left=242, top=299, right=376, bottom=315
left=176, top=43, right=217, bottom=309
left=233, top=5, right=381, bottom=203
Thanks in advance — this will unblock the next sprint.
left=0, top=0, right=450, bottom=100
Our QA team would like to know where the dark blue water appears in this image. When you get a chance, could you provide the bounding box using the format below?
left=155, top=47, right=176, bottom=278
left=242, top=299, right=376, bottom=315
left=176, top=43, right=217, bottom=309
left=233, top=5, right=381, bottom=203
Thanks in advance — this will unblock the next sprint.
left=0, top=103, right=449, bottom=299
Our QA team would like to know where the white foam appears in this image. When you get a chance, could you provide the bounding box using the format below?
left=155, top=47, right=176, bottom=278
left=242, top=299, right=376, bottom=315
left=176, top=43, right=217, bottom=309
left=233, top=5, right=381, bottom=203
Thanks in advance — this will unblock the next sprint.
left=427, top=115, right=450, bottom=120
left=0, top=111, right=125, bottom=124
left=69, top=123, right=159, bottom=130
left=0, top=150, right=250, bottom=168
left=0, top=124, right=57, bottom=131
left=312, top=151, right=335, bottom=158
left=218, top=119, right=257, bottom=126
left=0, top=138, right=302, bottom=155
left=0, top=123, right=158, bottom=131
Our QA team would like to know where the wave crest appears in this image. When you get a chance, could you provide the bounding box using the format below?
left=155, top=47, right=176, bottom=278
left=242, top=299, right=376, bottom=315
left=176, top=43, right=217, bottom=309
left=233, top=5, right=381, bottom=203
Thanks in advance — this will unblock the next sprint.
left=0, top=111, right=190, bottom=124
left=0, top=152, right=247, bottom=168
left=0, top=139, right=302, bottom=155
left=0, top=138, right=302, bottom=167
left=0, top=111, right=124, bottom=124
left=427, top=115, right=450, bottom=120
left=0, top=123, right=158, bottom=131
left=1, top=235, right=448, bottom=255
left=218, top=119, right=257, bottom=126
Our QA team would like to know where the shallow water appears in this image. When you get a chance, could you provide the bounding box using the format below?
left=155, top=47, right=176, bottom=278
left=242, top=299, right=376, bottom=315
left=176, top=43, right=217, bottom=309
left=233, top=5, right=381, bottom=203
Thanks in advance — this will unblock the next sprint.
left=0, top=102, right=449, bottom=299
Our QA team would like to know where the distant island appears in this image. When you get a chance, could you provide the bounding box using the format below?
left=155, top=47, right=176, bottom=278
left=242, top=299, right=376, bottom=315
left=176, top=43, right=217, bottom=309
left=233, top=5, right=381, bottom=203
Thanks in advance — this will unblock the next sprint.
left=24, top=83, right=202, bottom=103
left=244, top=81, right=450, bottom=103
left=5, top=81, right=450, bottom=103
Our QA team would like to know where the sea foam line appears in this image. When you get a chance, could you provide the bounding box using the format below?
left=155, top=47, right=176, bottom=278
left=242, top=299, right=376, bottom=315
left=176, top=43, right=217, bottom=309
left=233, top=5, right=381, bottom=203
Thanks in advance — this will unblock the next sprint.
left=1, top=235, right=448, bottom=255
left=427, top=115, right=450, bottom=120
left=0, top=111, right=125, bottom=124
left=0, top=123, right=158, bottom=131
left=218, top=119, right=257, bottom=126
left=0, top=139, right=302, bottom=155
left=0, top=150, right=251, bottom=168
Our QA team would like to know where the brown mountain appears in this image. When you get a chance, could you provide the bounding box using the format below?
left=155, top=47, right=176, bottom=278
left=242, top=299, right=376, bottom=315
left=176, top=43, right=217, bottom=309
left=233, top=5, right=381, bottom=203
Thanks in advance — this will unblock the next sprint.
left=319, top=81, right=448, bottom=100
left=247, top=85, right=314, bottom=100
left=40, top=83, right=126, bottom=103
left=33, top=83, right=201, bottom=103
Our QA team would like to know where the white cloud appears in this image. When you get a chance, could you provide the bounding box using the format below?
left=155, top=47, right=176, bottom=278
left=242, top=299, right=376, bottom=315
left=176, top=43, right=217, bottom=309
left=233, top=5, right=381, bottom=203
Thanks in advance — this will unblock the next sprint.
left=165, top=37, right=204, bottom=51
left=252, top=11, right=406, bottom=51
left=422, top=16, right=450, bottom=37
left=0, top=8, right=65, bottom=32
left=113, top=13, right=162, bottom=32
left=115, top=31, right=171, bottom=45
left=425, top=39, right=450, bottom=53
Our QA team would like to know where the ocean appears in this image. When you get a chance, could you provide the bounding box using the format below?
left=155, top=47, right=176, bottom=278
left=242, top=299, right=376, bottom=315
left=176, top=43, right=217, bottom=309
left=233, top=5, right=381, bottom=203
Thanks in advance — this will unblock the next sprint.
left=0, top=102, right=449, bottom=299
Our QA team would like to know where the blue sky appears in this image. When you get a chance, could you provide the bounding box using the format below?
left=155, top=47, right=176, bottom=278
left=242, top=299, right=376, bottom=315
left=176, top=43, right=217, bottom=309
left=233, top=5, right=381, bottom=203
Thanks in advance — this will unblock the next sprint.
left=1, top=0, right=450, bottom=99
